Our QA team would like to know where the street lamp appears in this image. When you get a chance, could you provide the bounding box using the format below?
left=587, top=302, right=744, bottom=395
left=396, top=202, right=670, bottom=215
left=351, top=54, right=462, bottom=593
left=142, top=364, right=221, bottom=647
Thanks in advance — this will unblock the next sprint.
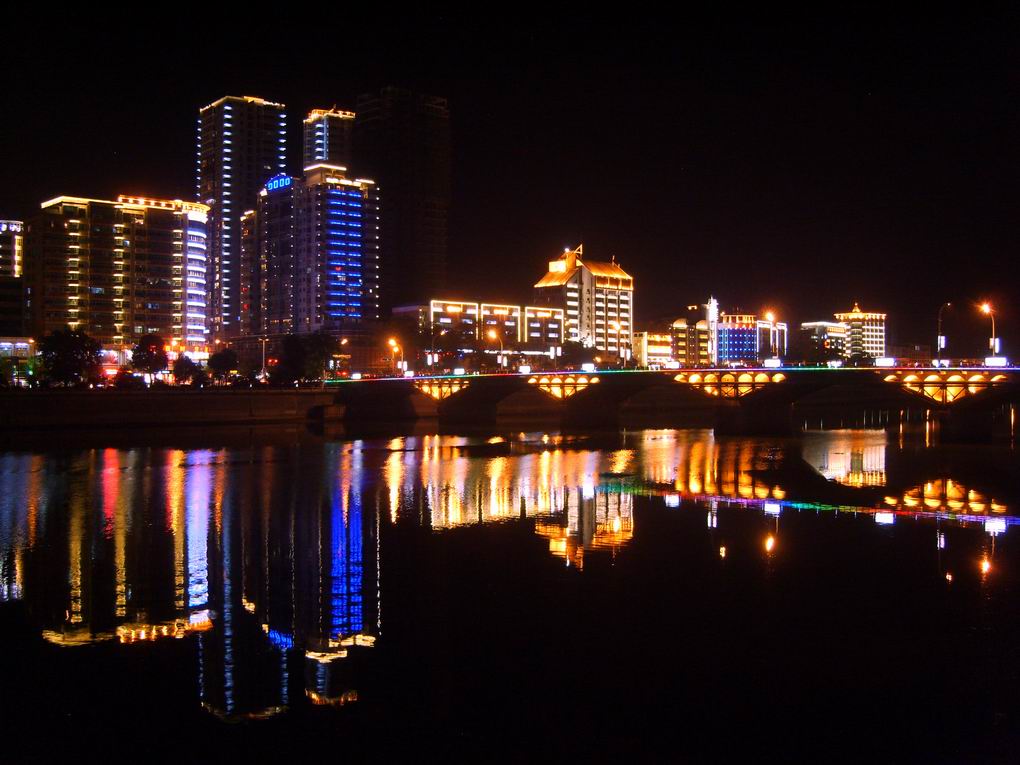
left=764, top=310, right=778, bottom=359
left=936, top=302, right=951, bottom=365
left=487, top=329, right=504, bottom=368
left=980, top=303, right=998, bottom=356
left=609, top=320, right=622, bottom=366
left=387, top=337, right=403, bottom=374
left=260, top=336, right=269, bottom=380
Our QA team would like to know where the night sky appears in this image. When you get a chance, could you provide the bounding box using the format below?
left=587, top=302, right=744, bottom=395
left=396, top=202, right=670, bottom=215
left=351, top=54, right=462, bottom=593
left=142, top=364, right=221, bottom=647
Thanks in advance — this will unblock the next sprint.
left=3, top=13, right=1017, bottom=354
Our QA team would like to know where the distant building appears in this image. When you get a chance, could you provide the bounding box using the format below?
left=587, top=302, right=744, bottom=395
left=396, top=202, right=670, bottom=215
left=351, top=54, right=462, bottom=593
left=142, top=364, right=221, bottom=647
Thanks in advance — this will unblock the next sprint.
left=799, top=321, right=847, bottom=361
left=887, top=344, right=931, bottom=364
left=425, top=299, right=564, bottom=352
left=834, top=303, right=886, bottom=359
left=634, top=332, right=673, bottom=368
left=670, top=305, right=712, bottom=367
left=25, top=195, right=209, bottom=352
left=303, top=108, right=355, bottom=169
left=239, top=164, right=380, bottom=337
left=533, top=245, right=634, bottom=358
left=355, top=87, right=451, bottom=312
left=198, top=95, right=287, bottom=338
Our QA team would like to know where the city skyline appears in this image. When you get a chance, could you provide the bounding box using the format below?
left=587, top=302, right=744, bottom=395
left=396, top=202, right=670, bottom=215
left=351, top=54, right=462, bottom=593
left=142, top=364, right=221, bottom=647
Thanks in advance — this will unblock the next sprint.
left=1, top=15, right=1017, bottom=353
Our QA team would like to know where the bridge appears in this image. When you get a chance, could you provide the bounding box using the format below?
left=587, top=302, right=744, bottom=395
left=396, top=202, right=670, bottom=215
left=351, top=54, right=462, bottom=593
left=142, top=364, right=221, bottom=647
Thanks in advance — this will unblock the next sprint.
left=331, top=366, right=1020, bottom=438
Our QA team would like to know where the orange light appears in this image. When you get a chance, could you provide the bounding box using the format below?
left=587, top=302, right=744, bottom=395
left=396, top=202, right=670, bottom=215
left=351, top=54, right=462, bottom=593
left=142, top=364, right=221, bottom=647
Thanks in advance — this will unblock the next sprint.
left=719, top=546, right=726, bottom=558
left=487, top=330, right=498, bottom=340
left=387, top=337, right=397, bottom=347
left=764, top=535, right=776, bottom=553
left=980, top=303, right=992, bottom=315
left=765, top=311, right=775, bottom=323
left=980, top=558, right=991, bottom=575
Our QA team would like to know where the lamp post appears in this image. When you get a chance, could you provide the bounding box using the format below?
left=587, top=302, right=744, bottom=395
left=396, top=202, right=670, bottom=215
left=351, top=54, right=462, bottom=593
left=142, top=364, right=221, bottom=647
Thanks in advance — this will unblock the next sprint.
left=387, top=337, right=403, bottom=374
left=935, top=302, right=951, bottom=365
left=980, top=303, right=998, bottom=357
left=260, top=336, right=269, bottom=380
left=764, top=311, right=778, bottom=359
left=609, top=320, right=621, bottom=367
left=487, top=329, right=504, bottom=368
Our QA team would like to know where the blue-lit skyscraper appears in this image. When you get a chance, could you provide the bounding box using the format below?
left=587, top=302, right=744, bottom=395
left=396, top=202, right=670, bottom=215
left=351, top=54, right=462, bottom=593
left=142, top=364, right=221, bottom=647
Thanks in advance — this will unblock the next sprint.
left=240, top=164, right=380, bottom=336
left=197, top=96, right=287, bottom=339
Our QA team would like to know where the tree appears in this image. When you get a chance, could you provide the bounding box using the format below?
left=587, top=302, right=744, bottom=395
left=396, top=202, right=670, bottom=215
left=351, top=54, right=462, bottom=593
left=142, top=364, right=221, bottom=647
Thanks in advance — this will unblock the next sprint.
left=131, top=334, right=168, bottom=375
left=0, top=358, right=16, bottom=387
left=270, top=335, right=307, bottom=385
left=38, top=328, right=103, bottom=386
left=301, top=332, right=340, bottom=381
left=172, top=355, right=198, bottom=384
left=208, top=348, right=239, bottom=381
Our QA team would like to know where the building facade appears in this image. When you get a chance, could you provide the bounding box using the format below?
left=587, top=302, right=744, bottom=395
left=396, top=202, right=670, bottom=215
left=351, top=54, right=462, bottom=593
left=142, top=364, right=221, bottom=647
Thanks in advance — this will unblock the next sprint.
left=834, top=303, right=886, bottom=359
left=426, top=299, right=564, bottom=353
left=240, top=165, right=380, bottom=337
left=633, top=332, right=673, bottom=368
left=303, top=108, right=355, bottom=169
left=533, top=245, right=634, bottom=358
left=354, top=87, right=450, bottom=312
left=799, top=321, right=847, bottom=361
left=197, top=95, right=287, bottom=339
left=0, top=220, right=26, bottom=337
left=0, top=220, right=23, bottom=278
left=25, top=196, right=209, bottom=352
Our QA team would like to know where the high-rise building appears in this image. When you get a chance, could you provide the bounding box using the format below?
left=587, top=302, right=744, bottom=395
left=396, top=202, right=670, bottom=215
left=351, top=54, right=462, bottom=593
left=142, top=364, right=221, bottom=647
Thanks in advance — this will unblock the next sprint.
left=716, top=312, right=789, bottom=364
left=834, top=303, right=886, bottom=359
left=0, top=220, right=26, bottom=337
left=240, top=164, right=380, bottom=337
left=0, top=220, right=23, bottom=278
left=197, top=95, right=287, bottom=338
left=533, top=245, right=634, bottom=358
left=303, top=108, right=355, bottom=169
left=354, top=87, right=450, bottom=312
left=24, top=195, right=209, bottom=352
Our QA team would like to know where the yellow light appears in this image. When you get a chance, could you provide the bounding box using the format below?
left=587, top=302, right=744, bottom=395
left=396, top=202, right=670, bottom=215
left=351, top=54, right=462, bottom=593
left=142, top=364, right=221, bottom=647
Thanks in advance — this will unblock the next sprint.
left=945, top=572, right=953, bottom=582
left=388, top=338, right=397, bottom=347
left=764, top=535, right=776, bottom=553
left=765, top=311, right=775, bottom=323
left=980, top=558, right=991, bottom=575
left=980, top=303, right=992, bottom=315
left=487, top=330, right=497, bottom=340
left=719, top=546, right=726, bottom=558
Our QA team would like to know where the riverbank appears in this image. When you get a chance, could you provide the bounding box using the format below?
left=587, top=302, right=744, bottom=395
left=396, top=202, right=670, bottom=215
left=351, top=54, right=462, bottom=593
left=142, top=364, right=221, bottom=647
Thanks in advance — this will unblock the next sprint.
left=0, top=389, right=343, bottom=429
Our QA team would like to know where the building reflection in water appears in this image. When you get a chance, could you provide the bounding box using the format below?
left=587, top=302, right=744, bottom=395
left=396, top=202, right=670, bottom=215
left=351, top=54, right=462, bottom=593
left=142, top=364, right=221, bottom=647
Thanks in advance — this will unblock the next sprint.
left=802, top=430, right=888, bottom=487
left=0, top=428, right=1016, bottom=720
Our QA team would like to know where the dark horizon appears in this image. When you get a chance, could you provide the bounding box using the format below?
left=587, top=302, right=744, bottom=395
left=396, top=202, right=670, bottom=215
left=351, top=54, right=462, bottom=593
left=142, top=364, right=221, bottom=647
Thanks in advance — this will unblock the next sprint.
left=3, top=13, right=1017, bottom=353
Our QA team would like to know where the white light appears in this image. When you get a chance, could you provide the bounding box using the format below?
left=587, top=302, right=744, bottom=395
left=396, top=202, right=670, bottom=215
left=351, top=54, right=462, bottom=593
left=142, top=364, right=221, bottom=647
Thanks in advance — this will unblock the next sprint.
left=826, top=360, right=843, bottom=368
left=453, top=367, right=466, bottom=376
left=984, top=356, right=1008, bottom=367
left=664, top=494, right=680, bottom=508
left=351, top=372, right=362, bottom=380
left=763, top=358, right=782, bottom=368
left=581, top=362, right=596, bottom=373
left=985, top=518, right=1007, bottom=536
left=518, top=365, right=531, bottom=374
left=764, top=502, right=781, bottom=516
left=875, top=512, right=895, bottom=526
left=402, top=370, right=415, bottom=378
left=875, top=357, right=896, bottom=367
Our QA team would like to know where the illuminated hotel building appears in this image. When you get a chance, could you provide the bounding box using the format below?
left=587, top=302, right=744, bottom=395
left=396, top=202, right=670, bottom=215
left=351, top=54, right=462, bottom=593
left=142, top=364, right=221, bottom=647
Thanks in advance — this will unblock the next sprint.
left=717, top=312, right=789, bottom=364
left=533, top=245, right=634, bottom=357
left=303, top=108, right=355, bottom=168
left=24, top=196, right=209, bottom=351
left=671, top=309, right=712, bottom=367
left=197, top=95, right=287, bottom=338
left=240, top=164, right=380, bottom=336
left=834, top=303, right=886, bottom=359
left=428, top=299, right=564, bottom=351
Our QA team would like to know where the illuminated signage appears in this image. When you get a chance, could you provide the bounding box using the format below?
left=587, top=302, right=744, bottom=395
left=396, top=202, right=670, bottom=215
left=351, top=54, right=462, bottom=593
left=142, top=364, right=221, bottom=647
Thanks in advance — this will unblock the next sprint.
left=265, top=175, right=292, bottom=192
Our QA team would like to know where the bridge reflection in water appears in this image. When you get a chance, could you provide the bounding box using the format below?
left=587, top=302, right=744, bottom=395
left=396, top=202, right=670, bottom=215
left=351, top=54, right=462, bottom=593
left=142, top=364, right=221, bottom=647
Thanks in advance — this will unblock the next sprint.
left=0, top=428, right=1016, bottom=720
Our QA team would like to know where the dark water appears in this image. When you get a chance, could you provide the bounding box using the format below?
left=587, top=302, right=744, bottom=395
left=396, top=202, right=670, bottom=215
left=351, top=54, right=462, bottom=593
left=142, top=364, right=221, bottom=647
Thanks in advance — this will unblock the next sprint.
left=1, top=427, right=1018, bottom=761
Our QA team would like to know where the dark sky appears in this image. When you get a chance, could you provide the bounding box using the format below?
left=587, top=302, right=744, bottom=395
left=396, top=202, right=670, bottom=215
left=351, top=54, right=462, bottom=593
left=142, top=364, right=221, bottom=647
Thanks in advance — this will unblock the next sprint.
left=3, top=12, right=1018, bottom=355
